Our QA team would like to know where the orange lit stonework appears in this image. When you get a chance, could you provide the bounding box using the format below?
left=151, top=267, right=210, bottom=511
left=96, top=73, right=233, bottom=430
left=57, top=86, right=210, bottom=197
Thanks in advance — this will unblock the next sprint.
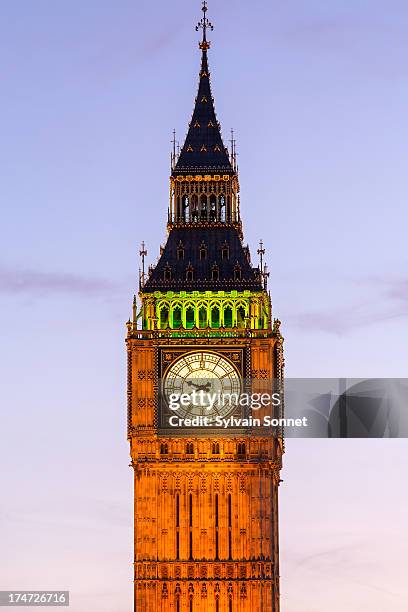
left=127, top=3, right=284, bottom=610
left=127, top=328, right=284, bottom=611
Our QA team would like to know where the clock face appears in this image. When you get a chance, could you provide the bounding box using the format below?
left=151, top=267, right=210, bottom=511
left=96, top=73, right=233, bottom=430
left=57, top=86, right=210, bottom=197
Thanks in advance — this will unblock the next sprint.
left=163, top=351, right=242, bottom=419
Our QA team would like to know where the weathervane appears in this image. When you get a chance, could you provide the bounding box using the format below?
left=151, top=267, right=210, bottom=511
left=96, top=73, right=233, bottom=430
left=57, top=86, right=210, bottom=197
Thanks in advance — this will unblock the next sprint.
left=196, top=1, right=213, bottom=50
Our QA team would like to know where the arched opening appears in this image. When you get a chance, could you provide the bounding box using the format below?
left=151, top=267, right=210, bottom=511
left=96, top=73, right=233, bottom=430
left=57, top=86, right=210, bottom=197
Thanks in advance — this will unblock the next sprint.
left=198, top=307, right=207, bottom=328
left=160, top=306, right=169, bottom=328
left=219, top=194, right=226, bottom=222
left=237, top=442, right=246, bottom=456
left=209, top=193, right=217, bottom=221
left=172, top=306, right=182, bottom=328
left=212, top=442, right=220, bottom=454
left=212, top=265, right=219, bottom=281
left=222, top=244, right=230, bottom=259
left=234, top=265, right=242, bottom=281
left=200, top=195, right=207, bottom=221
left=211, top=307, right=220, bottom=328
left=186, top=307, right=195, bottom=329
left=224, top=306, right=233, bottom=328
left=164, top=265, right=172, bottom=281
left=182, top=194, right=190, bottom=222
left=237, top=306, right=246, bottom=327
left=191, top=194, right=198, bottom=222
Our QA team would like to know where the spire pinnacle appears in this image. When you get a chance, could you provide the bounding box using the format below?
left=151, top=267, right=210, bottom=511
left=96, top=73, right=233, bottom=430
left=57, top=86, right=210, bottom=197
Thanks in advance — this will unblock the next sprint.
left=196, top=1, right=213, bottom=50
left=173, top=1, right=233, bottom=176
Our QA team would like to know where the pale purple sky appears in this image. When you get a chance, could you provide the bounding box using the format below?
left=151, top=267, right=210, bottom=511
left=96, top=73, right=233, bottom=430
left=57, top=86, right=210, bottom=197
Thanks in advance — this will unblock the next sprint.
left=1, top=1, right=408, bottom=610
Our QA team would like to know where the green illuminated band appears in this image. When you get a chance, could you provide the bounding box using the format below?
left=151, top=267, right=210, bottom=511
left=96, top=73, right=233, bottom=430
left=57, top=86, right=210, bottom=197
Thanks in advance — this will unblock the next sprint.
left=139, top=290, right=271, bottom=331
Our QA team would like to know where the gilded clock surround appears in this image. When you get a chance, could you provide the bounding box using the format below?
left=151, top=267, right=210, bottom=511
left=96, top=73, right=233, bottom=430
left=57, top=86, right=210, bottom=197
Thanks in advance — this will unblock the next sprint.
left=127, top=3, right=284, bottom=610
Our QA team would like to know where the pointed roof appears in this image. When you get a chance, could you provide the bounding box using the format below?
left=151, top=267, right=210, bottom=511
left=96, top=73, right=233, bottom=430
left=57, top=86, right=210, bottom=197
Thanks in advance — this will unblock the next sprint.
left=173, top=4, right=233, bottom=176
left=143, top=226, right=262, bottom=292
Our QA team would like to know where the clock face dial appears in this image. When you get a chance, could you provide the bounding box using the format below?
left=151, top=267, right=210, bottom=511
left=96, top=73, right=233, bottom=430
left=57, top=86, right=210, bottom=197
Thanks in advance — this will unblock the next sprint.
left=163, top=351, right=242, bottom=419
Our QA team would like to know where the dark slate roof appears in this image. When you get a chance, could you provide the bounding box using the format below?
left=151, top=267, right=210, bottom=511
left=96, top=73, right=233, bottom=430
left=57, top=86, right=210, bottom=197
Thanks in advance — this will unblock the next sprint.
left=173, top=48, right=234, bottom=176
left=142, top=226, right=262, bottom=293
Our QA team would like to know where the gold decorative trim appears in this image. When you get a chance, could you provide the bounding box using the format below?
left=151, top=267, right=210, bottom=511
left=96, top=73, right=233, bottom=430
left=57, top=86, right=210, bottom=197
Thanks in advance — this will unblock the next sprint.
left=172, top=174, right=232, bottom=183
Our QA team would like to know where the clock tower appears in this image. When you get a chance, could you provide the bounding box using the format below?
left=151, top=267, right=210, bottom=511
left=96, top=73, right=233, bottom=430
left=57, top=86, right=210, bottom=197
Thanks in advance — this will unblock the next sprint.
left=126, top=3, right=284, bottom=610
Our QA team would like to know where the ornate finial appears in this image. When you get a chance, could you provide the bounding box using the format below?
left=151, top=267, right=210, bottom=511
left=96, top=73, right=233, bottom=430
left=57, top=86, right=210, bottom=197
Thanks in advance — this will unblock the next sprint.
left=196, top=1, right=213, bottom=50
left=132, top=295, right=137, bottom=324
left=139, top=241, right=148, bottom=288
left=257, top=239, right=265, bottom=274
left=230, top=128, right=237, bottom=171
left=273, top=318, right=282, bottom=336
left=171, top=129, right=176, bottom=170
left=263, top=263, right=270, bottom=290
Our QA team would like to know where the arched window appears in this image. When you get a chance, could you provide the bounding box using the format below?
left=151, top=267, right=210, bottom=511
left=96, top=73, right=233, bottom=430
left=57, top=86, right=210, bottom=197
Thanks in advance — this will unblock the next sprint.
left=160, top=443, right=168, bottom=455
left=191, top=194, right=198, bottom=222
left=224, top=306, right=233, bottom=328
left=237, top=306, right=246, bottom=327
left=173, top=306, right=182, bottom=328
left=212, top=442, right=220, bottom=454
left=160, top=306, right=169, bottom=328
left=186, top=307, right=195, bottom=329
left=222, top=244, right=230, bottom=259
left=198, top=307, right=207, bottom=328
left=200, top=195, right=207, bottom=221
left=212, top=265, right=219, bottom=281
left=177, top=243, right=185, bottom=260
left=209, top=194, right=217, bottom=221
left=219, top=194, right=226, bottom=222
left=200, top=243, right=207, bottom=260
left=234, top=264, right=242, bottom=281
left=211, top=307, right=220, bottom=328
left=186, top=442, right=194, bottom=455
left=164, top=264, right=172, bottom=281
left=186, top=266, right=194, bottom=282
left=237, top=442, right=246, bottom=456
left=182, top=194, right=190, bottom=222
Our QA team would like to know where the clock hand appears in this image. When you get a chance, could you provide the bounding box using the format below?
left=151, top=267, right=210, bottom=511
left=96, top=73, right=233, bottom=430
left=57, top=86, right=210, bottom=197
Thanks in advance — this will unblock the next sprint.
left=187, top=381, right=212, bottom=392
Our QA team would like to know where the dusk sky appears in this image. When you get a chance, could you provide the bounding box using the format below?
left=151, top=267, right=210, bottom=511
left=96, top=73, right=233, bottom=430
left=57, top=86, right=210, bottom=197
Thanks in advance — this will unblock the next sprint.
left=1, top=1, right=407, bottom=610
